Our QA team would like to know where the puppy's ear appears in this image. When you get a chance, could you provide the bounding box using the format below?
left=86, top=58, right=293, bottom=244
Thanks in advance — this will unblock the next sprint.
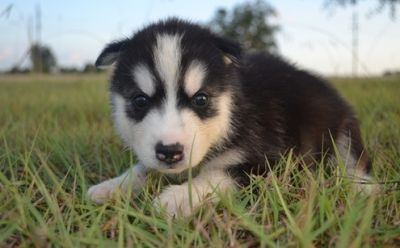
left=95, top=39, right=129, bottom=68
left=214, top=36, right=242, bottom=66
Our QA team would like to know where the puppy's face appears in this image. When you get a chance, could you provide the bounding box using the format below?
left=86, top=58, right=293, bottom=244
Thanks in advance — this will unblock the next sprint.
left=96, top=20, right=241, bottom=173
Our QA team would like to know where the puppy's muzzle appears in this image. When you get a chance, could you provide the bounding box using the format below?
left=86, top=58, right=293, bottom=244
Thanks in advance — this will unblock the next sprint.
left=155, top=142, right=184, bottom=164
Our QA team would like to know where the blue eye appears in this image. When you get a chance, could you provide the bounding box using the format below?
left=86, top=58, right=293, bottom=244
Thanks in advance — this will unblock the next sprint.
left=133, top=95, right=150, bottom=108
left=191, top=92, right=209, bottom=108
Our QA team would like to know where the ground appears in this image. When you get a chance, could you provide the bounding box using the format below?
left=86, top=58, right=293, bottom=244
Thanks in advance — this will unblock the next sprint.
left=0, top=74, right=399, bottom=247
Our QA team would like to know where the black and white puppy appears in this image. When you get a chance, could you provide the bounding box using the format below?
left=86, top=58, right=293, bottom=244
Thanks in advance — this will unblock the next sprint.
left=88, top=18, right=374, bottom=216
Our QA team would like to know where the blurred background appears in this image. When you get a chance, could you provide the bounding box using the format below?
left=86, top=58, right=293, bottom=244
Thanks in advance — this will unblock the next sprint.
left=0, top=0, right=399, bottom=77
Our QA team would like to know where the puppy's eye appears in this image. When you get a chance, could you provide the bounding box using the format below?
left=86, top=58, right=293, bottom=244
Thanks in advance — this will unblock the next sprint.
left=132, top=95, right=150, bottom=109
left=191, top=92, right=209, bottom=108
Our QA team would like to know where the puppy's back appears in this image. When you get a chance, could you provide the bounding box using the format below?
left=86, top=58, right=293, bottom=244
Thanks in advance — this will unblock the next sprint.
left=238, top=52, right=370, bottom=172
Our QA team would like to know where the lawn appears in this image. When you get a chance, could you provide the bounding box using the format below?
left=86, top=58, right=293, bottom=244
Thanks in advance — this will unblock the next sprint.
left=0, top=74, right=399, bottom=247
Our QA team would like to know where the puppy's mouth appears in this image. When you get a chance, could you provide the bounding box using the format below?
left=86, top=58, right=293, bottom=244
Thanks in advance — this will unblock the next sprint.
left=156, top=153, right=185, bottom=165
left=155, top=159, right=194, bottom=174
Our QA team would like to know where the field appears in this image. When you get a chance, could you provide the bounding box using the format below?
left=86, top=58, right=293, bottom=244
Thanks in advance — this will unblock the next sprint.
left=0, top=74, right=399, bottom=247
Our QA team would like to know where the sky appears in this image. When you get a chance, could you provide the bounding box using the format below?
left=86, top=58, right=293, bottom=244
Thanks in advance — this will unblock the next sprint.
left=0, top=0, right=399, bottom=76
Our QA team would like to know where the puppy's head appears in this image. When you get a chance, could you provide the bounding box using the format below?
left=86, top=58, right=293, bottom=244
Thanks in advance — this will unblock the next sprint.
left=96, top=19, right=241, bottom=173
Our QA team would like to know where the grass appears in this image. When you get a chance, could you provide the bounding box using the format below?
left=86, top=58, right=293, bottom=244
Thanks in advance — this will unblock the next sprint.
left=0, top=74, right=399, bottom=247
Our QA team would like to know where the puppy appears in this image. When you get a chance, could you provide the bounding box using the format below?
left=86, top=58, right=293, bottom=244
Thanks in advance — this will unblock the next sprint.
left=88, top=18, right=373, bottom=216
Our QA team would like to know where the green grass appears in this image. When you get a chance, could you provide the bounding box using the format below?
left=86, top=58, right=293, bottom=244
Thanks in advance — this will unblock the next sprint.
left=1, top=74, right=399, bottom=247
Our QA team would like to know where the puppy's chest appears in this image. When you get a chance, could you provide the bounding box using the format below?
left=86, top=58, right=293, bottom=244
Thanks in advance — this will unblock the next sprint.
left=150, top=166, right=202, bottom=184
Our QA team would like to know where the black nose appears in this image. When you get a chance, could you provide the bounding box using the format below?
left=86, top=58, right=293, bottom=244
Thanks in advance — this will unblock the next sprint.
left=155, top=142, right=184, bottom=164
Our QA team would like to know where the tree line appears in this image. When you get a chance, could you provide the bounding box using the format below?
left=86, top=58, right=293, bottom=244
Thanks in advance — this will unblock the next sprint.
left=4, top=0, right=399, bottom=74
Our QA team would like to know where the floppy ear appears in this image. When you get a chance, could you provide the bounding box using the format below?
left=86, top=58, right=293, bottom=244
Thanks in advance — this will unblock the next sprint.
left=213, top=36, right=242, bottom=66
left=95, top=39, right=129, bottom=68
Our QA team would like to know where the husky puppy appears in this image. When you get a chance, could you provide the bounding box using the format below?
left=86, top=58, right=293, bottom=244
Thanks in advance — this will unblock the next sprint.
left=88, top=19, right=373, bottom=216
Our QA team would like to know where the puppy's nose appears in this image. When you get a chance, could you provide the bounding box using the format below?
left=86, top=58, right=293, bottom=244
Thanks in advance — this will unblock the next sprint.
left=155, top=142, right=184, bottom=164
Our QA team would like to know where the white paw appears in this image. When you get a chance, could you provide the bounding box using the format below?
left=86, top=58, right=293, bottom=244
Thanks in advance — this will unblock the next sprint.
left=87, top=178, right=123, bottom=204
left=154, top=185, right=198, bottom=217
left=352, top=178, right=382, bottom=194
left=348, top=171, right=381, bottom=194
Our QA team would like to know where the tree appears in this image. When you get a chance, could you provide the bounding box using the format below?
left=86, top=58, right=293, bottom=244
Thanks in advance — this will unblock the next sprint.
left=209, top=0, right=279, bottom=52
left=82, top=63, right=100, bottom=73
left=325, top=0, right=400, bottom=17
left=30, top=44, right=57, bottom=73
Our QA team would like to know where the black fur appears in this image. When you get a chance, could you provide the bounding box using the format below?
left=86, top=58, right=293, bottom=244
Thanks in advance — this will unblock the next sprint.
left=97, top=18, right=371, bottom=186
left=107, top=19, right=240, bottom=124
left=227, top=52, right=371, bottom=184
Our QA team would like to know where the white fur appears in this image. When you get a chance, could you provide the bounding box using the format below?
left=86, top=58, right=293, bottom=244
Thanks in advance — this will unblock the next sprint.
left=336, top=133, right=357, bottom=170
left=153, top=34, right=183, bottom=148
left=91, top=34, right=236, bottom=211
left=112, top=93, right=136, bottom=148
left=203, top=149, right=244, bottom=170
left=132, top=64, right=156, bottom=96
left=184, top=60, right=206, bottom=96
left=112, top=89, right=233, bottom=174
left=335, top=133, right=377, bottom=193
left=154, top=149, right=243, bottom=217
left=153, top=34, right=182, bottom=95
left=152, top=33, right=185, bottom=148
left=112, top=91, right=184, bottom=171
left=88, top=164, right=147, bottom=204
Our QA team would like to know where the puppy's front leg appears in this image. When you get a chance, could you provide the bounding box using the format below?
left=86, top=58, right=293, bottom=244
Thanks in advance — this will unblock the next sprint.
left=154, top=169, right=236, bottom=217
left=88, top=164, right=147, bottom=204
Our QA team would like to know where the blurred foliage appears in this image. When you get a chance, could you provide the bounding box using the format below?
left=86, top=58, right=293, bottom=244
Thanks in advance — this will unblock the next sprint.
left=30, top=44, right=57, bottom=73
left=325, top=0, right=400, bottom=18
left=209, top=0, right=279, bottom=52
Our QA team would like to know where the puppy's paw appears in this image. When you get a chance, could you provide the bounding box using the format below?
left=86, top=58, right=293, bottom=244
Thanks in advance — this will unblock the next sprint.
left=153, top=185, right=196, bottom=217
left=349, top=170, right=382, bottom=194
left=88, top=179, right=123, bottom=204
